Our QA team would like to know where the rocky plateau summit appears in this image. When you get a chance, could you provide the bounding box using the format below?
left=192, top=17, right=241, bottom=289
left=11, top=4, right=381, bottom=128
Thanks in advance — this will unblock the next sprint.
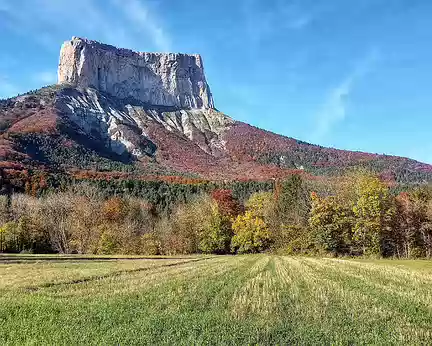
left=0, top=37, right=431, bottom=184
left=58, top=37, right=214, bottom=109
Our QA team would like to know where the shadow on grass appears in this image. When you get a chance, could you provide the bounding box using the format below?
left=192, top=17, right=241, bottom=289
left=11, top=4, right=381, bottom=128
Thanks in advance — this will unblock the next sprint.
left=0, top=255, right=204, bottom=263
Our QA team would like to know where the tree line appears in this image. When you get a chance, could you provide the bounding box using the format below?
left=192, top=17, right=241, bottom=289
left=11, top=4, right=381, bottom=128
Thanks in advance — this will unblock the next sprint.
left=0, top=173, right=431, bottom=257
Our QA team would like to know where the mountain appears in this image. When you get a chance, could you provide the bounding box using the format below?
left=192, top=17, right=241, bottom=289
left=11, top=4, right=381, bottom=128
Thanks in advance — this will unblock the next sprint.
left=0, top=37, right=431, bottom=186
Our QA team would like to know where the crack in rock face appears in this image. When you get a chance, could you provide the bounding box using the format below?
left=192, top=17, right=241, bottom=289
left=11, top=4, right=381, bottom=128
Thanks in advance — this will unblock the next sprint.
left=58, top=37, right=214, bottom=110
left=56, top=37, right=233, bottom=161
left=55, top=87, right=232, bottom=159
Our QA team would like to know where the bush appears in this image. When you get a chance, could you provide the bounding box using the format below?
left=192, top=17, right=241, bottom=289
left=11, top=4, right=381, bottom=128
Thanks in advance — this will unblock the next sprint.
left=157, top=195, right=232, bottom=254
left=0, top=221, right=22, bottom=252
left=274, top=225, right=312, bottom=255
left=140, top=233, right=161, bottom=255
left=97, top=227, right=118, bottom=255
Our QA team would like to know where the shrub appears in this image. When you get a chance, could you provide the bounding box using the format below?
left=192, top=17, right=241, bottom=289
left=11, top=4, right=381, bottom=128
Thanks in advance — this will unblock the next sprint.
left=97, top=226, right=118, bottom=255
left=0, top=221, right=23, bottom=252
left=274, top=225, right=312, bottom=255
left=157, top=194, right=233, bottom=255
left=140, top=233, right=161, bottom=255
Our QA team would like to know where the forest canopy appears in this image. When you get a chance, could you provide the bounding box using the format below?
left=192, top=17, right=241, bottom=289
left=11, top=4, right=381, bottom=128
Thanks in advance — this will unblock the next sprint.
left=0, top=171, right=431, bottom=258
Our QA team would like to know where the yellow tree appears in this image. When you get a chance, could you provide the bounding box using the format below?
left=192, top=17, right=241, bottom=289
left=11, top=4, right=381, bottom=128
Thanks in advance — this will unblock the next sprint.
left=0, top=224, right=5, bottom=252
left=245, top=192, right=273, bottom=219
left=231, top=192, right=273, bottom=254
left=352, top=174, right=394, bottom=256
left=309, top=192, right=353, bottom=255
left=231, top=211, right=270, bottom=254
left=198, top=199, right=232, bottom=254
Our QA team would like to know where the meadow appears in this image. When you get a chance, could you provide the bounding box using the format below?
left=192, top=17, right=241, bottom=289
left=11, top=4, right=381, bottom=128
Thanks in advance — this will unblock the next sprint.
left=1, top=255, right=431, bottom=345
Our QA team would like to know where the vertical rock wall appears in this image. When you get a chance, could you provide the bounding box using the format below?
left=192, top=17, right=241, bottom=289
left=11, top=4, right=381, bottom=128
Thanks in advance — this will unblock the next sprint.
left=58, top=37, right=214, bottom=109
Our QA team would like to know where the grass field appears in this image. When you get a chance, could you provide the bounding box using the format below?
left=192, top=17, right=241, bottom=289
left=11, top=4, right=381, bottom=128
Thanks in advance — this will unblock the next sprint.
left=1, top=255, right=432, bottom=345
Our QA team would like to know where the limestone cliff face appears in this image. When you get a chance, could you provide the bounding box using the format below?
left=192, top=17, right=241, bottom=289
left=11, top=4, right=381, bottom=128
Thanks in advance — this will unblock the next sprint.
left=55, top=37, right=232, bottom=162
left=55, top=86, right=232, bottom=159
left=58, top=37, right=214, bottom=109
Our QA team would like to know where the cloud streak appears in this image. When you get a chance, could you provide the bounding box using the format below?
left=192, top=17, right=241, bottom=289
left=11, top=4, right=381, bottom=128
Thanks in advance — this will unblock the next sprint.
left=312, top=48, right=380, bottom=141
left=0, top=0, right=171, bottom=52
left=32, top=71, right=57, bottom=85
left=0, top=0, right=173, bottom=97
left=111, top=0, right=171, bottom=52
left=241, top=0, right=316, bottom=46
left=287, top=15, right=313, bottom=30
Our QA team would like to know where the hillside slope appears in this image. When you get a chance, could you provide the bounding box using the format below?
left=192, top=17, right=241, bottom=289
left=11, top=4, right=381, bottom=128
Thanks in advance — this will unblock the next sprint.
left=0, top=84, right=431, bottom=184
left=0, top=36, right=431, bottom=185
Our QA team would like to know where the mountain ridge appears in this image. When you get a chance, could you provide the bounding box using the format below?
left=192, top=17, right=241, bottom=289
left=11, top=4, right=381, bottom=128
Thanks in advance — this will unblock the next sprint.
left=0, top=37, right=431, bottom=186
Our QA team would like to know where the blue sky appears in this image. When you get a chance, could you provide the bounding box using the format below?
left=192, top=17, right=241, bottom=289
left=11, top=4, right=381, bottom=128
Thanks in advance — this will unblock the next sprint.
left=0, top=0, right=431, bottom=163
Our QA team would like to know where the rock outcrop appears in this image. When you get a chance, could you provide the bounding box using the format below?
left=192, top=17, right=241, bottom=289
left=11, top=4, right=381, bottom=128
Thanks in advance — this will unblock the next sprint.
left=58, top=37, right=214, bottom=109
left=55, top=87, right=232, bottom=158
left=2, top=37, right=432, bottom=182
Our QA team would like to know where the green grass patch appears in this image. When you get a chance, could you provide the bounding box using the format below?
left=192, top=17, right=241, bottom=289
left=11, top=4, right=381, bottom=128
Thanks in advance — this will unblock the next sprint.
left=0, top=255, right=431, bottom=345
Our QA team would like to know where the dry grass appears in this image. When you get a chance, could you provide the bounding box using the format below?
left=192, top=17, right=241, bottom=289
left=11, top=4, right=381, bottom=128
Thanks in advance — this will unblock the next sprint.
left=0, top=257, right=198, bottom=290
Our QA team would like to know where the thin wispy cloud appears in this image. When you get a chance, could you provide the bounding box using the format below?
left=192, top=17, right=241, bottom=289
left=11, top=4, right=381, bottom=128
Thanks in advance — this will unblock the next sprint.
left=312, top=48, right=381, bottom=141
left=278, top=0, right=317, bottom=31
left=111, top=0, right=172, bottom=52
left=287, top=15, right=313, bottom=30
left=0, top=0, right=171, bottom=52
left=32, top=71, right=57, bottom=85
left=241, top=0, right=316, bottom=45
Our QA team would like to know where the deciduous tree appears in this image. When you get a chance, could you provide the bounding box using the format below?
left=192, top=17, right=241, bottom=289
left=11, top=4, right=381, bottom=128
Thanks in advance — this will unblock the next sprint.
left=352, top=174, right=394, bottom=256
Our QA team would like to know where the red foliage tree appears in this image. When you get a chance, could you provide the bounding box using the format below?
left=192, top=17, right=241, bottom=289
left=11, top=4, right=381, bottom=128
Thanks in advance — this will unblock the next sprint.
left=211, top=189, right=243, bottom=217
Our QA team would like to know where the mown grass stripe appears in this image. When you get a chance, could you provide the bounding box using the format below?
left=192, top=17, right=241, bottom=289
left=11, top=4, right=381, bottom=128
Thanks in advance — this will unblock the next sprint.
left=23, top=257, right=212, bottom=292
left=1, top=255, right=432, bottom=345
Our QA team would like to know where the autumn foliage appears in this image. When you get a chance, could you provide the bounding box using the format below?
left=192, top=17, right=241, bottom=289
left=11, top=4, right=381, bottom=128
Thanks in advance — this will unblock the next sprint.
left=0, top=169, right=432, bottom=258
left=211, top=189, right=243, bottom=217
